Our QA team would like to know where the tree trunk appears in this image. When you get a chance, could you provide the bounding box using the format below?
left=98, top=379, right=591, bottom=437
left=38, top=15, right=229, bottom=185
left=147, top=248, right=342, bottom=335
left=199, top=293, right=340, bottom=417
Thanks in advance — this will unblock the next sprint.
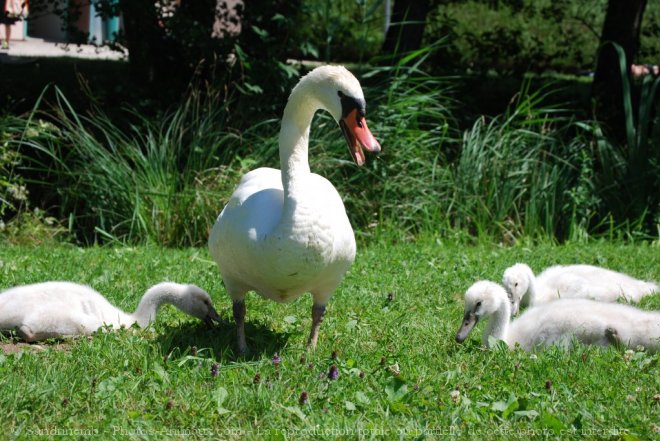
left=591, top=0, right=648, bottom=145
left=381, top=0, right=431, bottom=60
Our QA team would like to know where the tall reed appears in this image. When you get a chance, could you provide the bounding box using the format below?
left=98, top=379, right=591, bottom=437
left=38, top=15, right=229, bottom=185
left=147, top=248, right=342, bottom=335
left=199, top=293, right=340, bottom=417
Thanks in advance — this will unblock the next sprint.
left=17, top=54, right=657, bottom=246
left=21, top=86, right=255, bottom=246
left=449, top=83, right=600, bottom=241
left=590, top=42, right=660, bottom=234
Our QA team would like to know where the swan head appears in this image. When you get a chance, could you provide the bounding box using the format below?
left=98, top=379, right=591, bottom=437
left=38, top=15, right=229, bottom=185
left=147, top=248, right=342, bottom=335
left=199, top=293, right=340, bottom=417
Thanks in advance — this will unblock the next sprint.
left=297, top=65, right=381, bottom=165
left=502, top=263, right=532, bottom=315
left=455, top=281, right=509, bottom=343
left=176, top=284, right=222, bottom=327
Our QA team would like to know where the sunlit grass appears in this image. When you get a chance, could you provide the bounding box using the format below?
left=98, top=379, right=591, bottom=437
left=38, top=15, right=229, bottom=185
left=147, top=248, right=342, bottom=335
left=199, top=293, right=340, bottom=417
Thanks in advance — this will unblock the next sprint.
left=0, top=238, right=658, bottom=439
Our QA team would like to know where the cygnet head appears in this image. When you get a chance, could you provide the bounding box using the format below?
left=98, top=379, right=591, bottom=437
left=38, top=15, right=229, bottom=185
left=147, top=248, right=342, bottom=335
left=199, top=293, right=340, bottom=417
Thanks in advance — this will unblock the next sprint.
left=455, top=281, right=509, bottom=343
left=164, top=283, right=221, bottom=326
left=502, top=263, right=532, bottom=315
left=293, top=65, right=381, bottom=165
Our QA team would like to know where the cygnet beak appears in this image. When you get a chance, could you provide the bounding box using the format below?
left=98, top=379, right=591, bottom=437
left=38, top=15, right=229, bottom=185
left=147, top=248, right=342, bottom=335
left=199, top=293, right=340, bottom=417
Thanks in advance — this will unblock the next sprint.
left=455, top=312, right=478, bottom=343
left=204, top=307, right=222, bottom=328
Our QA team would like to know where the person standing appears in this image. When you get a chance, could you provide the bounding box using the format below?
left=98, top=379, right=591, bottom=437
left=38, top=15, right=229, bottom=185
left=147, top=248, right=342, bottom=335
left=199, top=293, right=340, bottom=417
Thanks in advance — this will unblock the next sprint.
left=0, top=0, right=26, bottom=50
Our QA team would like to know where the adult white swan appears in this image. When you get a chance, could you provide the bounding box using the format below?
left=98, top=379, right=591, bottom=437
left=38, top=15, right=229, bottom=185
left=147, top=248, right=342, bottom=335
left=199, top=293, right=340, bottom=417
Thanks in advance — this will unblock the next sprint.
left=455, top=280, right=660, bottom=352
left=0, top=281, right=221, bottom=342
left=208, top=65, right=381, bottom=353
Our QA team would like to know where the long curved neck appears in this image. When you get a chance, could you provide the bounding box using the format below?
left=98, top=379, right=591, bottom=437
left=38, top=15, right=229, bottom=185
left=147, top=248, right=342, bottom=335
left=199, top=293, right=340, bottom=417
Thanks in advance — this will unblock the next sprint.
left=278, top=82, right=322, bottom=196
left=130, top=284, right=182, bottom=328
left=484, top=298, right=511, bottom=346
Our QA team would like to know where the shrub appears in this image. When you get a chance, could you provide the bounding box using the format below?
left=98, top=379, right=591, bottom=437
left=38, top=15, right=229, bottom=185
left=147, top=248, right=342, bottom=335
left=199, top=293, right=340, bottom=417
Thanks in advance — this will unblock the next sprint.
left=0, top=115, right=28, bottom=219
left=425, top=0, right=660, bottom=74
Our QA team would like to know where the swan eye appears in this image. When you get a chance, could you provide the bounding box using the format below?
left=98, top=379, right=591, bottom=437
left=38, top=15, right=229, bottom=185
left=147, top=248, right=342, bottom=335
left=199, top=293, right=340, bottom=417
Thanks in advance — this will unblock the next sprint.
left=475, top=301, right=482, bottom=309
left=514, top=282, right=519, bottom=287
left=337, top=90, right=366, bottom=119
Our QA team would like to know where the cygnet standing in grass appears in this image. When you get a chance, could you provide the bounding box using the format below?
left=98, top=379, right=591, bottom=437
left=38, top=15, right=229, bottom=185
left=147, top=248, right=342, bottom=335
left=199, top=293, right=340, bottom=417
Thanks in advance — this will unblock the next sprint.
left=455, top=280, right=660, bottom=352
left=502, top=263, right=658, bottom=315
left=0, top=281, right=221, bottom=342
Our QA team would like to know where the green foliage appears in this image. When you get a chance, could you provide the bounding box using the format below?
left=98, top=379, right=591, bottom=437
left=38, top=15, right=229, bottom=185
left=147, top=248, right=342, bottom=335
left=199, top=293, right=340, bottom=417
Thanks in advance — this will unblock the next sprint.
left=448, top=83, right=600, bottom=241
left=309, top=52, right=457, bottom=237
left=0, top=239, right=658, bottom=438
left=585, top=42, right=660, bottom=236
left=12, top=52, right=659, bottom=245
left=0, top=114, right=71, bottom=244
left=425, top=0, right=660, bottom=74
left=231, top=0, right=305, bottom=117
left=20, top=86, right=256, bottom=246
left=0, top=115, right=26, bottom=218
left=296, top=0, right=386, bottom=62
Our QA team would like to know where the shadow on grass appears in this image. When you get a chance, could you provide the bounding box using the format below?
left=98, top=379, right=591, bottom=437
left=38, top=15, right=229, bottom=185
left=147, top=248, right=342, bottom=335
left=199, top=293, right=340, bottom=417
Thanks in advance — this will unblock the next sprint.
left=155, top=320, right=290, bottom=363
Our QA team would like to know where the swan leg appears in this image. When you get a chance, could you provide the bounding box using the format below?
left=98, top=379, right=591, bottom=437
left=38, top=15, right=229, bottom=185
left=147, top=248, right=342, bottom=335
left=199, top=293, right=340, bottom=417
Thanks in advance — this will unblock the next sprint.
left=307, top=303, right=326, bottom=349
left=232, top=300, right=248, bottom=354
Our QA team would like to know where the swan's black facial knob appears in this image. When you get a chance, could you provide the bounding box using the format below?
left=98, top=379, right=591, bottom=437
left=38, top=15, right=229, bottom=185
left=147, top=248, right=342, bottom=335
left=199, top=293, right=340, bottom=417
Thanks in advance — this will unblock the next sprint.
left=338, top=90, right=366, bottom=119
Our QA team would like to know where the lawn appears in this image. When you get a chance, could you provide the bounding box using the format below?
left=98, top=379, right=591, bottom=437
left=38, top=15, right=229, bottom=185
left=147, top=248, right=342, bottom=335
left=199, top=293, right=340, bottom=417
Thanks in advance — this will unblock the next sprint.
left=0, top=238, right=658, bottom=440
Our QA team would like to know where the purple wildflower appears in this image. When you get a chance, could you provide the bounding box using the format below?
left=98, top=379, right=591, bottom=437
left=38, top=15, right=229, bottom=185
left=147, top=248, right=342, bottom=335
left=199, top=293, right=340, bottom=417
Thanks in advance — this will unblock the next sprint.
left=299, top=391, right=309, bottom=405
left=328, top=364, right=339, bottom=380
left=272, top=352, right=282, bottom=367
left=211, top=362, right=219, bottom=377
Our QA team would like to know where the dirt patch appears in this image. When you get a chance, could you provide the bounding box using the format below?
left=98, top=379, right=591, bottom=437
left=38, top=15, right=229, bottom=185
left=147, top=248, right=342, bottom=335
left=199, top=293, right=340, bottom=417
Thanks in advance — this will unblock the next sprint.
left=0, top=341, right=72, bottom=354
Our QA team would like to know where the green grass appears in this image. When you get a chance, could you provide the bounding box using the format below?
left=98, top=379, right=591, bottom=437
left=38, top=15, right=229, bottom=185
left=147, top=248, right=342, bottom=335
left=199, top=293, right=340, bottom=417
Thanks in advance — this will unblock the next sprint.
left=1, top=238, right=658, bottom=439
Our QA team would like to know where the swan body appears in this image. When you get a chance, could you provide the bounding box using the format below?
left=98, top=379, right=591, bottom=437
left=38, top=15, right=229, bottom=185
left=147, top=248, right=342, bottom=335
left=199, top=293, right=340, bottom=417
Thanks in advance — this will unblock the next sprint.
left=0, top=281, right=221, bottom=342
left=456, top=280, right=660, bottom=352
left=502, top=263, right=658, bottom=315
left=208, top=65, right=380, bottom=352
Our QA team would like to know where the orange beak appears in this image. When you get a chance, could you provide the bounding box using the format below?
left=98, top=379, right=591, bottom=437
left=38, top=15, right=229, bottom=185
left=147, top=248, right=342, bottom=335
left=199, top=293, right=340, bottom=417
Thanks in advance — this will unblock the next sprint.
left=339, top=109, right=381, bottom=166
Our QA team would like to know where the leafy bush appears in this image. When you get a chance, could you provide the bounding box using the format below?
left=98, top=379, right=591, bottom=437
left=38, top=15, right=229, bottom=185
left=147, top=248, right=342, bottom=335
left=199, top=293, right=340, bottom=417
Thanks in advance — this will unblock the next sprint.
left=425, top=0, right=660, bottom=74
left=0, top=115, right=71, bottom=244
left=0, top=115, right=28, bottom=219
left=295, top=0, right=386, bottom=62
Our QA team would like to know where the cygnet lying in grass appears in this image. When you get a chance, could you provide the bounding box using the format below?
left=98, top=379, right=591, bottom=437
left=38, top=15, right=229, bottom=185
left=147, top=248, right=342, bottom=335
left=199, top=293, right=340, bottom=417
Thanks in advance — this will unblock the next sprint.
left=456, top=280, right=660, bottom=352
left=0, top=281, right=221, bottom=342
left=502, top=263, right=658, bottom=315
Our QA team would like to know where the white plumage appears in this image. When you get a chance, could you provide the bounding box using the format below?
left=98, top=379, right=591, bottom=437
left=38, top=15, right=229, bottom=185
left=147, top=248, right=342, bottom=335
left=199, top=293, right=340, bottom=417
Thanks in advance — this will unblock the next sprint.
left=208, top=65, right=380, bottom=353
left=502, top=263, right=658, bottom=315
left=0, top=281, right=220, bottom=342
left=456, top=280, right=660, bottom=352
